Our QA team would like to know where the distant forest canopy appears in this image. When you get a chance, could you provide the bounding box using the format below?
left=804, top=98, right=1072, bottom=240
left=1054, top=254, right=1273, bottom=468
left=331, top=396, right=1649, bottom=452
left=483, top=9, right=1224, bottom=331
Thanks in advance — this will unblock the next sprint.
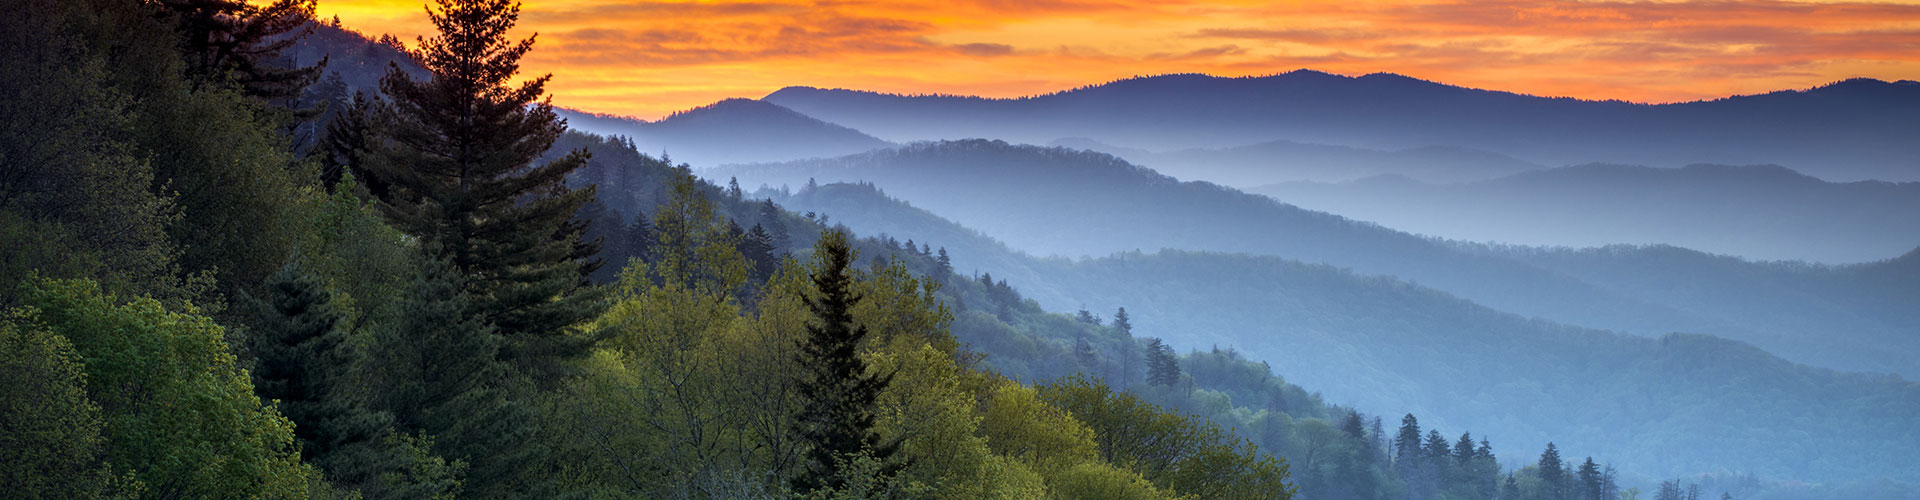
left=3, top=1, right=1916, bottom=500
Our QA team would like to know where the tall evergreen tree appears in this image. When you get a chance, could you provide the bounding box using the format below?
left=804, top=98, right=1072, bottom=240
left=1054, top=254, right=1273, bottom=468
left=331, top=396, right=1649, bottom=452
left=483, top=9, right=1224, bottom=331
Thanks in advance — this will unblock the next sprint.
left=741, top=223, right=779, bottom=284
left=1424, top=430, right=1451, bottom=463
left=1537, top=443, right=1569, bottom=500
left=1144, top=336, right=1182, bottom=387
left=1395, top=414, right=1423, bottom=469
left=1577, top=457, right=1604, bottom=500
left=1454, top=432, right=1477, bottom=466
left=758, top=198, right=790, bottom=252
left=935, top=247, right=952, bottom=276
left=368, top=253, right=526, bottom=495
left=1073, top=333, right=1100, bottom=375
left=366, top=0, right=603, bottom=379
left=243, top=262, right=391, bottom=472
left=1341, top=410, right=1367, bottom=440
left=791, top=229, right=899, bottom=493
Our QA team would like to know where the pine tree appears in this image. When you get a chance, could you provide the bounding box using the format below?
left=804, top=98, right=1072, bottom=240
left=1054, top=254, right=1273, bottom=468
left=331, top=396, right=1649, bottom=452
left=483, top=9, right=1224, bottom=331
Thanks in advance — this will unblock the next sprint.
left=792, top=229, right=899, bottom=493
left=157, top=0, right=325, bottom=102
left=1577, top=457, right=1604, bottom=500
left=741, top=223, right=779, bottom=285
left=1144, top=337, right=1181, bottom=387
left=623, top=212, right=655, bottom=265
left=1424, top=430, right=1451, bottom=463
left=1395, top=414, right=1422, bottom=468
left=321, top=91, right=382, bottom=193
left=1073, top=333, right=1100, bottom=375
left=243, top=262, right=391, bottom=469
left=727, top=176, right=743, bottom=200
left=1113, top=307, right=1134, bottom=384
left=758, top=199, right=790, bottom=252
left=368, top=253, right=527, bottom=495
left=1454, top=432, right=1477, bottom=466
left=1538, top=443, right=1569, bottom=500
left=1340, top=410, right=1367, bottom=440
left=1501, top=474, right=1520, bottom=500
left=367, top=0, right=603, bottom=379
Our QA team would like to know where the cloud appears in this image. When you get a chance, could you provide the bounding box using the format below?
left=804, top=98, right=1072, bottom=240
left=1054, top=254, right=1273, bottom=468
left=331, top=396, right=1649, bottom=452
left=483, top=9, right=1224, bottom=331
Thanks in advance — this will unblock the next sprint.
left=951, top=42, right=1017, bottom=56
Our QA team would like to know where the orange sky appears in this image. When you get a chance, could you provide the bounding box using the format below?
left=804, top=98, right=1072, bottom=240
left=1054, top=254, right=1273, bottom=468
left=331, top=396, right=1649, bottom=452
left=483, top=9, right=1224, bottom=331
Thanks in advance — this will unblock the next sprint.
left=311, top=0, right=1920, bottom=120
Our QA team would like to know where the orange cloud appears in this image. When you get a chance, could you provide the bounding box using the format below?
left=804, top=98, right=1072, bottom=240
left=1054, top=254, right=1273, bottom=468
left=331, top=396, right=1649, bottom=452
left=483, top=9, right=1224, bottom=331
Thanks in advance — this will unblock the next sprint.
left=308, top=0, right=1920, bottom=119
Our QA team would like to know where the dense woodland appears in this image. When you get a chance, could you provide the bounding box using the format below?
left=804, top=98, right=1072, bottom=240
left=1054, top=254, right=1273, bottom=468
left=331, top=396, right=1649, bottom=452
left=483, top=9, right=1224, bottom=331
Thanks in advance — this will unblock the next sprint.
left=0, top=1, right=1891, bottom=500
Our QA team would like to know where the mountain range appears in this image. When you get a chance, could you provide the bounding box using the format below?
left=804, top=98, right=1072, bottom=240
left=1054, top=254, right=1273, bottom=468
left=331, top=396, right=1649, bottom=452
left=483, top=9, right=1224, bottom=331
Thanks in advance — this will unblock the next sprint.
left=1053, top=137, right=1546, bottom=185
left=763, top=71, right=1920, bottom=182
left=760, top=179, right=1920, bottom=483
left=710, top=140, right=1920, bottom=379
left=1251, top=163, right=1920, bottom=263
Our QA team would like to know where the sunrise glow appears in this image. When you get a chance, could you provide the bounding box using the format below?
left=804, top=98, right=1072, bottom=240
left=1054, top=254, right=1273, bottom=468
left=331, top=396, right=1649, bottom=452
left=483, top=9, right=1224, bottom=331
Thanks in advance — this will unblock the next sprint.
left=311, top=0, right=1920, bottom=119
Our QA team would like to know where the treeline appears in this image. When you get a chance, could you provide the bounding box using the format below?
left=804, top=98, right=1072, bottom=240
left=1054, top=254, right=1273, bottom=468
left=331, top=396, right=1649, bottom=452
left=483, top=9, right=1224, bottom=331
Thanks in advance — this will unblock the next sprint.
left=0, top=0, right=1292, bottom=499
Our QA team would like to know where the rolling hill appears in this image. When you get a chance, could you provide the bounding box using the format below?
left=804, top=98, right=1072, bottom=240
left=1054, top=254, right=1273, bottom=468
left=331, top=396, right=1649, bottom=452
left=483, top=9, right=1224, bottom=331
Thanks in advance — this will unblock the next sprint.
left=1250, top=163, right=1920, bottom=263
left=557, top=98, right=893, bottom=168
left=1055, top=137, right=1544, bottom=186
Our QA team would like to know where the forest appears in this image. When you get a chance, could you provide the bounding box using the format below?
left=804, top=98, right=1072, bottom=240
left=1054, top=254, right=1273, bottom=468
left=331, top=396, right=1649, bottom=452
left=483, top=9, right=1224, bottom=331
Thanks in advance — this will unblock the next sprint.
left=1, top=1, right=1885, bottom=500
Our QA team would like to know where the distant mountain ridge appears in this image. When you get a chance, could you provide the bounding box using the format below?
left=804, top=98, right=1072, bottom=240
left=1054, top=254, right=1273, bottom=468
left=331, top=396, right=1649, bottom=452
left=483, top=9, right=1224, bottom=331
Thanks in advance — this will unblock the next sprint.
left=557, top=98, right=893, bottom=168
left=765, top=180, right=1920, bottom=484
left=1054, top=136, right=1546, bottom=185
left=710, top=139, right=1920, bottom=377
left=1251, top=163, right=1920, bottom=263
left=763, top=70, right=1920, bottom=181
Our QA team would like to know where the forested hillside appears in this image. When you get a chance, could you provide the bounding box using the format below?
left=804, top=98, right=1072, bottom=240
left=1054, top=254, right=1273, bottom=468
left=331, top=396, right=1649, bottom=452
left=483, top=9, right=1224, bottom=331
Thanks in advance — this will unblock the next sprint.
left=0, top=1, right=1297, bottom=498
left=767, top=182, right=1920, bottom=488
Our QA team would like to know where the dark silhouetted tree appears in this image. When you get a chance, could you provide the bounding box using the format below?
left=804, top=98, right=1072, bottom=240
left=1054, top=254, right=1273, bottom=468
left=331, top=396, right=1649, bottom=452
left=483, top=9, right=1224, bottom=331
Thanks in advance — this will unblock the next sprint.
left=1577, top=457, right=1604, bottom=500
left=366, top=0, right=603, bottom=379
left=1341, top=411, right=1367, bottom=440
left=1538, top=443, right=1569, bottom=500
left=1145, top=337, right=1181, bottom=387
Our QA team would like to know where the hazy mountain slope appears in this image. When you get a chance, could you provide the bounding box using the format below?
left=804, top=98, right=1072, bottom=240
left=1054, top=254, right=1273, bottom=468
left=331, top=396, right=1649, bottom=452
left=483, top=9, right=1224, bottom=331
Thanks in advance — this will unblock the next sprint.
left=712, top=141, right=1721, bottom=335
left=716, top=141, right=1920, bottom=376
left=1055, top=137, right=1544, bottom=185
left=283, top=23, right=428, bottom=93
left=764, top=71, right=1920, bottom=181
left=1252, top=164, right=1920, bottom=263
left=556, top=99, right=893, bottom=168
left=768, top=182, right=1920, bottom=483
left=1458, top=243, right=1920, bottom=376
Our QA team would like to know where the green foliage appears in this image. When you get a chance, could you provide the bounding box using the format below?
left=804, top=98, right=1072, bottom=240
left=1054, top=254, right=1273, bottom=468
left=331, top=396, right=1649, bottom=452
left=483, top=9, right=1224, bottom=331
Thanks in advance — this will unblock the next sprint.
left=0, top=317, right=138, bottom=499
left=1039, top=375, right=1295, bottom=500
left=0, top=0, right=185, bottom=303
left=14, top=277, right=321, bottom=499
